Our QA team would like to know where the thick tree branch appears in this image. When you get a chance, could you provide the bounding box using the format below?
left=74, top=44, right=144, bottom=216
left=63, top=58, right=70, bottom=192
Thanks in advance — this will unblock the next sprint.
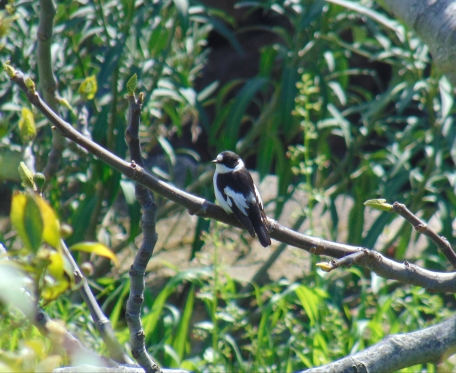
left=301, top=315, right=456, bottom=373
left=7, top=70, right=456, bottom=294
left=380, top=0, right=456, bottom=85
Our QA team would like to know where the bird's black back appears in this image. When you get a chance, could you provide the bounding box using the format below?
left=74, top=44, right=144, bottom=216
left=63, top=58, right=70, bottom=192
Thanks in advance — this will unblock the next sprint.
left=216, top=168, right=271, bottom=247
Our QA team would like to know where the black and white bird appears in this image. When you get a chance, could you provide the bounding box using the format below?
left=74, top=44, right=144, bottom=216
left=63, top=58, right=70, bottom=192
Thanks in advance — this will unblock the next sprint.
left=212, top=151, right=271, bottom=247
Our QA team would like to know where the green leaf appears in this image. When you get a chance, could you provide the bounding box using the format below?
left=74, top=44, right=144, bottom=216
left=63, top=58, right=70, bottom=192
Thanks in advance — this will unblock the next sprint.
left=280, top=66, right=299, bottom=139
left=18, top=162, right=36, bottom=190
left=327, top=0, right=405, bottom=42
left=126, top=74, right=138, bottom=95
left=364, top=199, right=393, bottom=212
left=42, top=278, right=70, bottom=302
left=47, top=250, right=64, bottom=280
left=173, top=0, right=189, bottom=34
left=172, top=284, right=194, bottom=361
left=10, top=193, right=60, bottom=253
left=78, top=75, right=98, bottom=100
left=36, top=196, right=61, bottom=250
left=3, top=60, right=16, bottom=78
left=70, top=242, right=119, bottom=267
left=18, top=107, right=36, bottom=143
left=224, top=77, right=268, bottom=150
left=295, top=286, right=319, bottom=326
left=10, top=193, right=43, bottom=253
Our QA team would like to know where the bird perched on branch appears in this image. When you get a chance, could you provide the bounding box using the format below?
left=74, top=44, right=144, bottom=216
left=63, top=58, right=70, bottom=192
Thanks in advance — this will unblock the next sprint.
left=212, top=151, right=271, bottom=247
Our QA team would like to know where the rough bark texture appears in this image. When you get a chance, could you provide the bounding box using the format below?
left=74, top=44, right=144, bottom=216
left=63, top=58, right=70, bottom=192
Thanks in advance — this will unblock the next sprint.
left=383, top=0, right=456, bottom=85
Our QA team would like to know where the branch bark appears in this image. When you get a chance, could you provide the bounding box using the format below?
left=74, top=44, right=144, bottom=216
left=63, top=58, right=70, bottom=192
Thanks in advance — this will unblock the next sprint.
left=124, top=91, right=161, bottom=373
left=37, top=0, right=66, bottom=179
left=380, top=0, right=456, bottom=85
left=301, top=315, right=456, bottom=373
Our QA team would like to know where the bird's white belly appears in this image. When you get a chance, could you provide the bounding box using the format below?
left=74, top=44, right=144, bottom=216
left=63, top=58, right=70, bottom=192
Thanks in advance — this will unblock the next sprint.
left=213, top=172, right=233, bottom=213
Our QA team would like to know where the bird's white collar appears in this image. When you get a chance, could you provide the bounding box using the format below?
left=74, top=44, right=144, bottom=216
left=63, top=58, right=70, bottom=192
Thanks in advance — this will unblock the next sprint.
left=215, top=159, right=245, bottom=174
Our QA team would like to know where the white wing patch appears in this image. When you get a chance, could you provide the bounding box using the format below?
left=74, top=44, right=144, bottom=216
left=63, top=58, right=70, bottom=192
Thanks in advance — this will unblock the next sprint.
left=224, top=186, right=249, bottom=216
left=254, top=185, right=263, bottom=210
left=213, top=172, right=232, bottom=213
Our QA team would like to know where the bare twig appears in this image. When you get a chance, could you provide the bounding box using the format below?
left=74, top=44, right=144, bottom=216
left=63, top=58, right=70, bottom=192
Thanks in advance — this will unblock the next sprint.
left=316, top=249, right=369, bottom=272
left=301, top=315, right=456, bottom=373
left=124, top=91, right=161, bottom=373
left=392, top=201, right=456, bottom=269
left=7, top=70, right=456, bottom=294
left=61, top=240, right=134, bottom=365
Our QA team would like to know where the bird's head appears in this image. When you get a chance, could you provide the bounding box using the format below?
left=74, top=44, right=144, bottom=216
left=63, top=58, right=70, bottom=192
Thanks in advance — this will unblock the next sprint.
left=212, top=151, right=244, bottom=172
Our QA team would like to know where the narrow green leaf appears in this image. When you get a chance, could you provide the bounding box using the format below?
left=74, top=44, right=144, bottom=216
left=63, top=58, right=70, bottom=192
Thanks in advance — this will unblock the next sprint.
left=327, top=0, right=405, bottom=42
left=70, top=242, right=119, bottom=267
left=280, top=66, right=299, bottom=139
left=224, top=77, right=268, bottom=150
left=173, top=284, right=194, bottom=360
left=295, top=286, right=319, bottom=326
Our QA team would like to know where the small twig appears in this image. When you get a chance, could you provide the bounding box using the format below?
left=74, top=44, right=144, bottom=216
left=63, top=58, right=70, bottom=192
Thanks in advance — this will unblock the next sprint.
left=61, top=240, right=134, bottom=365
left=316, top=249, right=369, bottom=272
left=392, top=201, right=456, bottom=270
left=125, top=91, right=162, bottom=373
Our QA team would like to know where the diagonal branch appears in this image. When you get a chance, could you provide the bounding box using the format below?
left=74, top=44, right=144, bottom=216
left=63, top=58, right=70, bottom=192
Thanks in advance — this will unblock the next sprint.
left=7, top=69, right=456, bottom=293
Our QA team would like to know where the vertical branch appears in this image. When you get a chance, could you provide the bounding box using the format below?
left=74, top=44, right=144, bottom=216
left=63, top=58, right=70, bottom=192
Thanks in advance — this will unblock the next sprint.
left=37, top=0, right=66, bottom=179
left=125, top=91, right=161, bottom=373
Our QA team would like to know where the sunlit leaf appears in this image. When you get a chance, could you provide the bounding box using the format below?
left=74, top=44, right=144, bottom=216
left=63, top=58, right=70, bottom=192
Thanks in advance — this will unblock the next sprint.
left=18, top=162, right=36, bottom=190
left=364, top=199, right=392, bottom=212
left=10, top=193, right=42, bottom=253
left=78, top=75, right=98, bottom=100
left=18, top=107, right=36, bottom=143
left=47, top=250, right=64, bottom=280
left=42, top=278, right=70, bottom=302
left=126, top=74, right=138, bottom=95
left=70, top=242, right=119, bottom=267
left=35, top=196, right=61, bottom=250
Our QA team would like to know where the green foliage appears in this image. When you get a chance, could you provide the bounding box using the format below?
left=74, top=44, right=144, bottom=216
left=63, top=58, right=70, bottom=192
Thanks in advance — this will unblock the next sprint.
left=1, top=0, right=456, bottom=371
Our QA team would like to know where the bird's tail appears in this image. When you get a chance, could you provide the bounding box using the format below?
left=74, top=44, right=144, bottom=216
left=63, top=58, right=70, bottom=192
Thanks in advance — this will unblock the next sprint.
left=255, top=223, right=271, bottom=247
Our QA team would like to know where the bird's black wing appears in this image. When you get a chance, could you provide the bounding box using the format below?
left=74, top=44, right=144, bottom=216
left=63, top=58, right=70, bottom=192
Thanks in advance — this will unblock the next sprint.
left=219, top=169, right=271, bottom=247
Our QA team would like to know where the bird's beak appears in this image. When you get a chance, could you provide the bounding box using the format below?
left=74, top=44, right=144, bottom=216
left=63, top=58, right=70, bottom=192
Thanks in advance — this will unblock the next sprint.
left=211, top=159, right=219, bottom=163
